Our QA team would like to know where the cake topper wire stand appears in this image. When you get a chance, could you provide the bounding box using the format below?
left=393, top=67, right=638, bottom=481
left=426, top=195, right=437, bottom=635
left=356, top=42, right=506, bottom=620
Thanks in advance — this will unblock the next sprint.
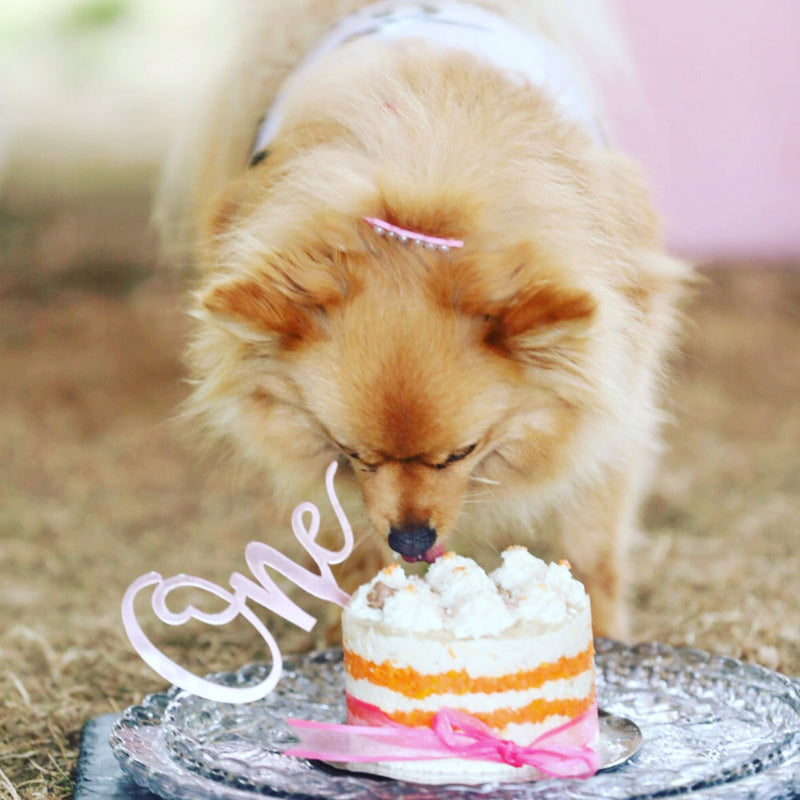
left=111, top=640, right=800, bottom=800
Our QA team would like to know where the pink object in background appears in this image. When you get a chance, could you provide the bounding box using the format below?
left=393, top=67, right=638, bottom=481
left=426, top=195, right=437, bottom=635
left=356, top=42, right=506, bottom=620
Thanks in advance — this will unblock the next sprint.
left=611, top=0, right=800, bottom=260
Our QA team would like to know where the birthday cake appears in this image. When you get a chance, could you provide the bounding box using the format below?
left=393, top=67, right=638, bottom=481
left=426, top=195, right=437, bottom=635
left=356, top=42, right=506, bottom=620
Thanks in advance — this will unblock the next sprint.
left=340, top=548, right=598, bottom=784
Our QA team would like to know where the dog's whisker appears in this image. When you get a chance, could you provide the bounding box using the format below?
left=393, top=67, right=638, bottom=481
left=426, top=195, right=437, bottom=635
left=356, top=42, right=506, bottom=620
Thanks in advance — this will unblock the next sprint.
left=479, top=534, right=503, bottom=558
left=355, top=529, right=383, bottom=551
left=452, top=519, right=502, bottom=561
left=464, top=490, right=494, bottom=499
left=470, top=475, right=500, bottom=486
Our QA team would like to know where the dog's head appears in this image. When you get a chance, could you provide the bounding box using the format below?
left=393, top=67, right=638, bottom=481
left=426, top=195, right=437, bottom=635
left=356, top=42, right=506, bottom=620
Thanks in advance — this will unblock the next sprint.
left=194, top=196, right=609, bottom=562
left=187, top=51, right=683, bottom=561
left=176, top=39, right=689, bottom=566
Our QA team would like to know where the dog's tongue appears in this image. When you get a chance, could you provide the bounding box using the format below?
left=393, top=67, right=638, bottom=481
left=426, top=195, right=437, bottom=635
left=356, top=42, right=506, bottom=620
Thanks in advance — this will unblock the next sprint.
left=402, top=542, right=445, bottom=564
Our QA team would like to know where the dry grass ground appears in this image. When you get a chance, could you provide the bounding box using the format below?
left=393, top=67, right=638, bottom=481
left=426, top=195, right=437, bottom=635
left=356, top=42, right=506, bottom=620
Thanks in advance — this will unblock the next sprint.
left=1, top=191, right=799, bottom=799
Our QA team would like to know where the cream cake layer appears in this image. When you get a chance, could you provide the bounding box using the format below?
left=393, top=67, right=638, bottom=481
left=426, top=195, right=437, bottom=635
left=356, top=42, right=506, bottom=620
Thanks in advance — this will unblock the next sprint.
left=342, top=603, right=593, bottom=685
left=344, top=754, right=572, bottom=785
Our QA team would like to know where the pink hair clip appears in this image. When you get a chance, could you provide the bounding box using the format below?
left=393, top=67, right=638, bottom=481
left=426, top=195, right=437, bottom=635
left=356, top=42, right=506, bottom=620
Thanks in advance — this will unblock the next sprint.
left=363, top=217, right=464, bottom=252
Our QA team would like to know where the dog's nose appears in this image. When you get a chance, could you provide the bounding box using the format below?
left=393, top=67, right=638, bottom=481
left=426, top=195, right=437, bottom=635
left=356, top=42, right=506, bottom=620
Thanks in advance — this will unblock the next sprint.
left=388, top=523, right=436, bottom=561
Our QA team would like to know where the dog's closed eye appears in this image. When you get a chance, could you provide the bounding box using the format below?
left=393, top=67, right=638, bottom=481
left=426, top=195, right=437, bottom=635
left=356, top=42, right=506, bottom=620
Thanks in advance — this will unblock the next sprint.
left=435, top=443, right=477, bottom=470
left=334, top=439, right=477, bottom=471
left=333, top=441, right=380, bottom=472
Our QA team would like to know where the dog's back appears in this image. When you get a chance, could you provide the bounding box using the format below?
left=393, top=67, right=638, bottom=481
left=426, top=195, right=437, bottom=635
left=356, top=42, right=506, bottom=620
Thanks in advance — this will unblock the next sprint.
left=155, top=0, right=630, bottom=262
left=157, top=1, right=691, bottom=638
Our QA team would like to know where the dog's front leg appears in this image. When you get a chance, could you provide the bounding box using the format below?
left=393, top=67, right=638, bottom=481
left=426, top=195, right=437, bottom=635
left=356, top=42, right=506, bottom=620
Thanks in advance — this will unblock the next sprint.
left=557, top=467, right=644, bottom=641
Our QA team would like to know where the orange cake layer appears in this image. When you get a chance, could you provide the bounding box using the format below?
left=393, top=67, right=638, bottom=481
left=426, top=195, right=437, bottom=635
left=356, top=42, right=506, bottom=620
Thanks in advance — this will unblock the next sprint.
left=346, top=690, right=597, bottom=729
left=344, top=643, right=594, bottom=699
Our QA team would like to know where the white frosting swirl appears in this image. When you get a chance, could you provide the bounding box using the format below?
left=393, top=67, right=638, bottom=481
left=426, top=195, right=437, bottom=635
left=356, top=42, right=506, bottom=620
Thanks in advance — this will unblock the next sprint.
left=347, top=547, right=588, bottom=639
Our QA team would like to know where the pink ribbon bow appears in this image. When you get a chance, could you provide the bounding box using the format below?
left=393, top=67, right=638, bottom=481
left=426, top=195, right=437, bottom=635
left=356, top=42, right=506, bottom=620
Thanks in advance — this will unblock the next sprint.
left=285, top=698, right=600, bottom=780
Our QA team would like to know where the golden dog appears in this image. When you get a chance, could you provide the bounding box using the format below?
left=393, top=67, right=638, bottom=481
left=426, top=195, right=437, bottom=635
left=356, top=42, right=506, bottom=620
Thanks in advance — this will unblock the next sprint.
left=159, top=1, right=691, bottom=638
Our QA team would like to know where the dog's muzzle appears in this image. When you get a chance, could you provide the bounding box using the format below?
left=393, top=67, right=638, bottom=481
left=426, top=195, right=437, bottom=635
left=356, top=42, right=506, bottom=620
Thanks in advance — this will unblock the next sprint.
left=388, top=523, right=437, bottom=562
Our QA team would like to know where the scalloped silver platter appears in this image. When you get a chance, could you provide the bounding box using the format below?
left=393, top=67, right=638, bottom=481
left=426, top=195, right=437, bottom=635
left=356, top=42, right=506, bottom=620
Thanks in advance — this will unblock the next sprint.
left=110, top=640, right=800, bottom=800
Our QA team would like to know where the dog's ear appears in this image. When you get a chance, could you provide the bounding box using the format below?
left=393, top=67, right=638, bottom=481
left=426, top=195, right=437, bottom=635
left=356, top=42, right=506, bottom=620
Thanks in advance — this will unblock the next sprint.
left=448, top=244, right=597, bottom=353
left=200, top=246, right=352, bottom=345
left=200, top=274, right=317, bottom=345
left=485, top=283, right=596, bottom=351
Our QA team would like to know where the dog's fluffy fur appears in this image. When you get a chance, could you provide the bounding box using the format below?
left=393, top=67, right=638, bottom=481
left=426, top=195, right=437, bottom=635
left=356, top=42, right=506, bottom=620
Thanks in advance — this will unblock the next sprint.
left=159, top=0, right=692, bottom=638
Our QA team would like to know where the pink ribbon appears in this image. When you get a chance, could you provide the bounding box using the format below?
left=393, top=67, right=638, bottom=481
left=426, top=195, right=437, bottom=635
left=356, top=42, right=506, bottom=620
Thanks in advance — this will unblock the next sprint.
left=285, top=699, right=599, bottom=779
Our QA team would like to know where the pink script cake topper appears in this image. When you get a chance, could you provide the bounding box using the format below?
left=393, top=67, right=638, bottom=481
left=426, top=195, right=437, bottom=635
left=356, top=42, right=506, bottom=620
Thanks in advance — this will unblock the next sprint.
left=121, top=461, right=353, bottom=704
left=363, top=217, right=464, bottom=251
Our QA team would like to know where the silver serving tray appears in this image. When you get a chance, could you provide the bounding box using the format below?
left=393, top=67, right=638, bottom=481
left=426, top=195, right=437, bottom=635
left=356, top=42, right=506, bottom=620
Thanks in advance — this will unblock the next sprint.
left=110, top=640, right=800, bottom=799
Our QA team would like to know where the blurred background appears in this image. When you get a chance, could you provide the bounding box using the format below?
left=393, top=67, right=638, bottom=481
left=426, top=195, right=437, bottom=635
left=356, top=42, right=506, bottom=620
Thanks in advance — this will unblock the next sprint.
left=0, top=2, right=798, bottom=798
left=1, top=0, right=798, bottom=258
left=616, top=0, right=800, bottom=258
